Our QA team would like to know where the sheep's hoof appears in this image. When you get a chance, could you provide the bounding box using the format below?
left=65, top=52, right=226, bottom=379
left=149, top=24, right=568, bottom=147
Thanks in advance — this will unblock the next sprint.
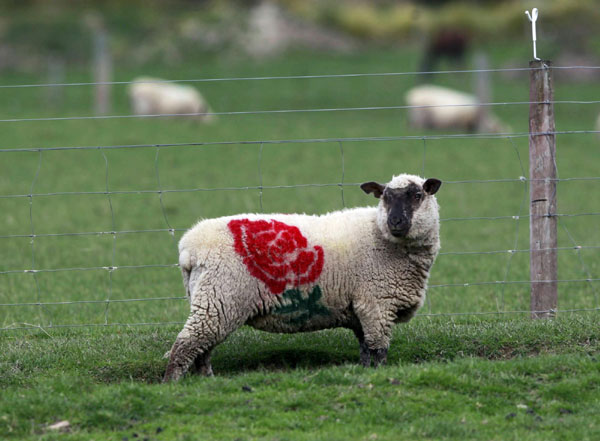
left=190, top=362, right=214, bottom=377
left=360, top=353, right=371, bottom=367
left=359, top=341, right=371, bottom=367
left=162, top=365, right=184, bottom=383
left=370, top=348, right=388, bottom=367
left=359, top=347, right=388, bottom=367
left=200, top=366, right=214, bottom=377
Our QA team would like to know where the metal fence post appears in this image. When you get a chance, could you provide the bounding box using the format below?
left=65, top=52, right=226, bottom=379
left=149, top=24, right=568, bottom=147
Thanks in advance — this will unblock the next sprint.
left=528, top=60, right=557, bottom=319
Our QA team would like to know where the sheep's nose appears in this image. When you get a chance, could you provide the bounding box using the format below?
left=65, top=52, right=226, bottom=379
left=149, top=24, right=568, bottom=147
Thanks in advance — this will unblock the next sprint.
left=388, top=215, right=410, bottom=237
left=388, top=215, right=405, bottom=228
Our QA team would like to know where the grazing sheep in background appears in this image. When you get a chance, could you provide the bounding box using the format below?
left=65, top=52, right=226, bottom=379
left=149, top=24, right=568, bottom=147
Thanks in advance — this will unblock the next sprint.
left=163, top=174, right=442, bottom=381
left=405, top=84, right=508, bottom=133
left=128, top=77, right=215, bottom=123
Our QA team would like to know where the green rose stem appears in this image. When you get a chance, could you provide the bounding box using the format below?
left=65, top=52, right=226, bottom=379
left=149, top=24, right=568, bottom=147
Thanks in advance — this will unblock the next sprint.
left=273, top=285, right=330, bottom=325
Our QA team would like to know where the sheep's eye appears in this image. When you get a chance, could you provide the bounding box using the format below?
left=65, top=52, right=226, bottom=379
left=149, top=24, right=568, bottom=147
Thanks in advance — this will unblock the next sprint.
left=414, top=193, right=423, bottom=201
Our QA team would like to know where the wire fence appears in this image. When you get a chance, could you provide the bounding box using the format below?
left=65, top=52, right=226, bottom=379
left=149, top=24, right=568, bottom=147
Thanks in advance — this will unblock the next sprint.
left=0, top=65, right=599, bottom=89
left=1, top=64, right=599, bottom=332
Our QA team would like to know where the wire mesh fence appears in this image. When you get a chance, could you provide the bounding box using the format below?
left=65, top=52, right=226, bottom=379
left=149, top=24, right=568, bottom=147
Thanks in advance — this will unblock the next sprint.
left=1, top=65, right=599, bottom=332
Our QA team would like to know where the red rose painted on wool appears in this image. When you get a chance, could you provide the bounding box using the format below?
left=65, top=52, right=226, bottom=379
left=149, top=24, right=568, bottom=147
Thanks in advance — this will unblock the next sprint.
left=228, top=218, right=324, bottom=294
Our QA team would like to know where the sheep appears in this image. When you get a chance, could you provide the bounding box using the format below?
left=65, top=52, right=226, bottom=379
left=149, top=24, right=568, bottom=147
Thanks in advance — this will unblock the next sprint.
left=127, top=77, right=215, bottom=123
left=163, top=174, right=442, bottom=381
left=405, top=84, right=507, bottom=133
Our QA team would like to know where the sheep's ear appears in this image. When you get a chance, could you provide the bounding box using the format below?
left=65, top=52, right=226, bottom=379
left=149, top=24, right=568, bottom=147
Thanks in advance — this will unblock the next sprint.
left=360, top=182, right=385, bottom=199
left=423, top=178, right=442, bottom=195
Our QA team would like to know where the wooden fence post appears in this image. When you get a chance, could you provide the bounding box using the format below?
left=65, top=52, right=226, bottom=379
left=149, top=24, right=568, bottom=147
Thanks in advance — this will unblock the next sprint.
left=88, top=16, right=112, bottom=115
left=528, top=60, right=557, bottom=319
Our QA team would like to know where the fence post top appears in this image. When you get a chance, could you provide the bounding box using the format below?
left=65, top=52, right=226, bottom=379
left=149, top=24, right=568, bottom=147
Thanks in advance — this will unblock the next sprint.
left=525, top=8, right=541, bottom=61
left=529, top=60, right=553, bottom=68
left=525, top=8, right=538, bottom=23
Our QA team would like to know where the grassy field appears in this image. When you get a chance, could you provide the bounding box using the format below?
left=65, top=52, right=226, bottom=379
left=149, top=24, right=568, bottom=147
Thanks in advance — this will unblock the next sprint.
left=2, top=319, right=600, bottom=440
left=1, top=45, right=600, bottom=440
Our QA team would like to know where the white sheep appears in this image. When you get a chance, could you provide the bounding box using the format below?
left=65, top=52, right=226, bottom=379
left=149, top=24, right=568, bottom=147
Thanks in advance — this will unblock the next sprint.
left=163, top=174, right=442, bottom=381
left=128, top=77, right=215, bottom=123
left=405, top=84, right=507, bottom=133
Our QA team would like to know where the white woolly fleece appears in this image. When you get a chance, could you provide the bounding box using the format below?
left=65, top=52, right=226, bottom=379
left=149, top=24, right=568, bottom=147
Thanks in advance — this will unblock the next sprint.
left=164, top=173, right=442, bottom=380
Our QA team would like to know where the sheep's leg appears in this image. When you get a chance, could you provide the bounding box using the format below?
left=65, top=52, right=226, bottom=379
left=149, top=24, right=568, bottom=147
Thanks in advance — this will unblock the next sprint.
left=370, top=348, right=388, bottom=367
left=164, top=287, right=250, bottom=382
left=163, top=320, right=206, bottom=382
left=164, top=319, right=221, bottom=381
left=352, top=299, right=393, bottom=368
left=191, top=350, right=214, bottom=376
left=352, top=328, right=371, bottom=367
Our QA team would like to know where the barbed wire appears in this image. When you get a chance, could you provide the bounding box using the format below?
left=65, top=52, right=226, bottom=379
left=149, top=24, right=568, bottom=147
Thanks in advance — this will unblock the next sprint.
left=559, top=219, right=600, bottom=308
left=0, top=296, right=186, bottom=307
left=0, top=228, right=181, bottom=239
left=0, top=263, right=179, bottom=275
left=429, top=277, right=599, bottom=289
left=2, top=306, right=600, bottom=332
left=2, top=130, right=599, bottom=154
left=418, top=306, right=600, bottom=318
left=0, top=321, right=186, bottom=332
left=2, top=247, right=600, bottom=276
left=0, top=65, right=598, bottom=89
left=1, top=100, right=600, bottom=124
left=28, top=151, right=44, bottom=327
left=100, top=147, right=117, bottom=326
left=496, top=136, right=528, bottom=312
left=3, top=176, right=600, bottom=200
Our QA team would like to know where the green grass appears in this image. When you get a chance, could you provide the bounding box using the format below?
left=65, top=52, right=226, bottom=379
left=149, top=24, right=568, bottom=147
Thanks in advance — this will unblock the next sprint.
left=2, top=318, right=600, bottom=440
left=1, top=43, right=600, bottom=440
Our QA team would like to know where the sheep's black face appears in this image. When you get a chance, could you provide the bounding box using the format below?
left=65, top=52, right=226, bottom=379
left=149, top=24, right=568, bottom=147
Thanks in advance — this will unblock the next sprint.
left=361, top=178, right=442, bottom=239
left=382, top=184, right=422, bottom=237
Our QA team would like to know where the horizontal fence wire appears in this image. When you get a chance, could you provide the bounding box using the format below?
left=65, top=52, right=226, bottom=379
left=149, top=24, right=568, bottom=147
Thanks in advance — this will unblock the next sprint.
left=0, top=296, right=187, bottom=307
left=2, top=130, right=600, bottom=154
left=429, top=278, right=600, bottom=289
left=1, top=277, right=598, bottom=302
left=1, top=65, right=599, bottom=332
left=0, top=322, right=187, bottom=331
left=0, top=216, right=600, bottom=242
left=2, top=177, right=600, bottom=200
left=0, top=264, right=179, bottom=275
left=1, top=245, right=599, bottom=276
left=0, top=65, right=599, bottom=89
left=2, top=100, right=600, bottom=123
left=4, top=306, right=600, bottom=332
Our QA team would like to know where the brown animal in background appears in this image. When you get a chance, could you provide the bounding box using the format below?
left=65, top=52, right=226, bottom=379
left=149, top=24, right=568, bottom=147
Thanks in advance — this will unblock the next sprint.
left=419, top=29, right=469, bottom=76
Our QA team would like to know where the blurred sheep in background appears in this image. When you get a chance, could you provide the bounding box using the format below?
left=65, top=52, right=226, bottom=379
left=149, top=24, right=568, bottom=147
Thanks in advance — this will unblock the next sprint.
left=405, top=84, right=508, bottom=133
left=128, top=77, right=216, bottom=123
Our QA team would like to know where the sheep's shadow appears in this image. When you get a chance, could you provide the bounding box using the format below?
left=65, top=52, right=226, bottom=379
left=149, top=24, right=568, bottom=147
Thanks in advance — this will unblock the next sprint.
left=211, top=328, right=361, bottom=376
left=94, top=326, right=456, bottom=383
left=91, top=347, right=357, bottom=384
left=90, top=330, right=360, bottom=383
left=215, top=347, right=358, bottom=375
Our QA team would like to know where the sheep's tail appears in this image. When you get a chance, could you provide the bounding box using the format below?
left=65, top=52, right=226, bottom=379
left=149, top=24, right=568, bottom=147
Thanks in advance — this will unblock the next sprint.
left=179, top=249, right=193, bottom=301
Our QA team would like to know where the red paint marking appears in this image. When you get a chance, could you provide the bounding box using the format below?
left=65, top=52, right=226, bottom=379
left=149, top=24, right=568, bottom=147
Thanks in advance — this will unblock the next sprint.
left=228, top=219, right=324, bottom=294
